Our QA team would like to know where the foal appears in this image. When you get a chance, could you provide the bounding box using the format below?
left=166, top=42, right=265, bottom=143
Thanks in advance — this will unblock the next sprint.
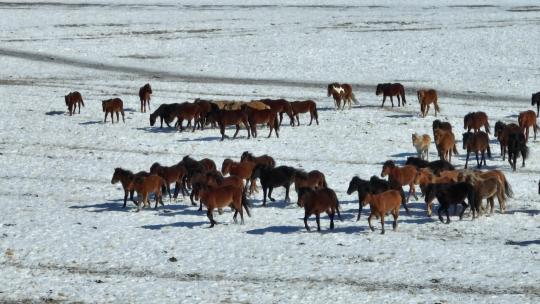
left=462, top=131, right=491, bottom=169
left=298, top=187, right=341, bottom=231
left=363, top=190, right=401, bottom=234
left=417, top=89, right=439, bottom=117
left=518, top=110, right=538, bottom=142
left=102, top=98, right=125, bottom=123
left=65, top=91, right=84, bottom=116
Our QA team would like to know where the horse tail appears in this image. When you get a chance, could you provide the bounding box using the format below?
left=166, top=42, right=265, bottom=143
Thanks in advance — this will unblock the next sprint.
left=351, top=92, right=359, bottom=104
left=242, top=190, right=251, bottom=217
left=335, top=197, right=342, bottom=221
left=274, top=115, right=280, bottom=131
left=466, top=183, right=477, bottom=213
left=485, top=121, right=491, bottom=134
left=322, top=177, right=328, bottom=188
left=313, top=106, right=318, bottom=121
left=401, top=87, right=407, bottom=105
left=503, top=176, right=513, bottom=199
left=80, top=97, right=85, bottom=107
left=523, top=145, right=529, bottom=160
left=453, top=143, right=458, bottom=155
left=434, top=100, right=440, bottom=114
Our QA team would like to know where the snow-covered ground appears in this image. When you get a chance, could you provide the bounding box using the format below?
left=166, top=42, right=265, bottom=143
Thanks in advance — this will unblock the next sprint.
left=1, top=1, right=539, bottom=303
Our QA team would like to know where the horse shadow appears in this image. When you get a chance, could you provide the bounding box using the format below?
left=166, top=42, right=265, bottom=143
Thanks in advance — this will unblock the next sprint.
left=505, top=114, right=519, bottom=119
left=69, top=199, right=133, bottom=212
left=124, top=108, right=137, bottom=113
left=505, top=239, right=540, bottom=246
left=245, top=225, right=303, bottom=235
left=141, top=221, right=207, bottom=230
left=79, top=120, right=102, bottom=125
left=386, top=114, right=415, bottom=119
left=390, top=152, right=418, bottom=158
left=136, top=126, right=177, bottom=134
left=45, top=111, right=65, bottom=116
left=177, top=136, right=222, bottom=142
left=504, top=209, right=540, bottom=216
left=155, top=203, right=205, bottom=217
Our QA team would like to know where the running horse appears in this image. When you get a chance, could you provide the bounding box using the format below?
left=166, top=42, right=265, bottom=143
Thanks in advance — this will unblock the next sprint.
left=64, top=91, right=84, bottom=116
left=327, top=83, right=358, bottom=110
left=376, top=83, right=406, bottom=107
left=139, top=83, right=152, bottom=113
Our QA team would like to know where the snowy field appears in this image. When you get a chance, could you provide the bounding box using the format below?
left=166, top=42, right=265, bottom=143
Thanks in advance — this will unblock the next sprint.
left=1, top=1, right=540, bottom=303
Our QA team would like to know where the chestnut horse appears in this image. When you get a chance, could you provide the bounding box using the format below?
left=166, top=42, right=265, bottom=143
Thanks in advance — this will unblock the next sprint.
left=294, top=170, right=327, bottom=193
left=327, top=83, right=358, bottom=110
left=432, top=119, right=452, bottom=139
left=258, top=99, right=294, bottom=126
left=240, top=151, right=275, bottom=168
left=532, top=92, right=540, bottom=116
left=494, top=121, right=521, bottom=160
left=290, top=100, right=319, bottom=126
left=363, top=190, right=401, bottom=234
left=175, top=102, right=202, bottom=132
left=129, top=174, right=167, bottom=211
left=150, top=103, right=182, bottom=128
left=462, top=131, right=491, bottom=169
left=376, top=83, right=406, bottom=107
left=221, top=158, right=257, bottom=194
left=518, top=110, right=538, bottom=142
left=111, top=168, right=150, bottom=208
left=197, top=184, right=251, bottom=228
left=507, top=132, right=528, bottom=171
left=380, top=160, right=417, bottom=203
left=417, top=89, right=439, bottom=117
left=424, top=182, right=476, bottom=222
left=464, top=111, right=490, bottom=134
left=102, top=98, right=125, bottom=123
left=208, top=104, right=250, bottom=141
left=414, top=167, right=456, bottom=199
left=412, top=133, right=431, bottom=160
left=149, top=162, right=187, bottom=200
left=434, top=129, right=458, bottom=163
left=65, top=91, right=84, bottom=116
left=139, top=83, right=152, bottom=113
left=242, top=105, right=279, bottom=138
left=298, top=187, right=341, bottom=232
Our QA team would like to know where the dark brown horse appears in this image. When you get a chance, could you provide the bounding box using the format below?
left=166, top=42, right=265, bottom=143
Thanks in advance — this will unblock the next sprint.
left=518, top=110, right=538, bottom=142
left=494, top=121, right=521, bottom=160
left=258, top=99, right=294, bottom=126
left=242, top=105, right=279, bottom=138
left=462, top=131, right=491, bottom=169
left=376, top=83, right=406, bottom=107
left=102, top=98, right=125, bottom=123
left=464, top=112, right=490, bottom=134
left=424, top=182, right=477, bottom=222
left=139, top=83, right=152, bottom=113
left=208, top=104, right=250, bottom=140
left=150, top=103, right=182, bottom=128
left=380, top=160, right=417, bottom=203
left=298, top=187, right=341, bottom=232
left=405, top=157, right=455, bottom=175
left=507, top=132, right=528, bottom=171
left=111, top=168, right=150, bottom=208
left=294, top=170, right=327, bottom=193
left=65, top=91, right=84, bottom=116
left=175, top=102, right=202, bottom=132
left=290, top=100, right=318, bottom=126
left=149, top=162, right=187, bottom=199
left=194, top=98, right=215, bottom=128
left=432, top=119, right=453, bottom=139
left=327, top=83, right=358, bottom=110
left=240, top=151, right=276, bottom=168
left=221, top=158, right=257, bottom=194
left=417, top=89, right=439, bottom=117
left=532, top=92, right=540, bottom=116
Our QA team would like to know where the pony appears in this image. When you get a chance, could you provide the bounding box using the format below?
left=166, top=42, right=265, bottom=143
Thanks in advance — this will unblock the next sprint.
left=111, top=168, right=150, bottom=208
left=197, top=184, right=251, bottom=228
left=424, top=182, right=476, bottom=222
left=128, top=174, right=167, bottom=211
left=462, top=131, right=491, bottom=169
left=64, top=91, right=84, bottom=116
left=258, top=99, right=294, bottom=126
left=240, top=151, right=276, bottom=168
left=242, top=105, right=279, bottom=138
left=250, top=164, right=297, bottom=206
left=494, top=121, right=521, bottom=160
left=405, top=157, right=455, bottom=175
left=346, top=176, right=407, bottom=221
left=139, top=83, right=152, bottom=113
left=458, top=171, right=506, bottom=214
left=464, top=111, right=490, bottom=134
left=380, top=160, right=417, bottom=203
left=327, top=83, right=358, bottom=110
left=294, top=169, right=327, bottom=193
left=298, top=187, right=341, bottom=231
left=362, top=190, right=402, bottom=234
left=102, top=98, right=125, bottom=123
left=432, top=119, right=453, bottom=139
left=417, top=89, right=439, bottom=117
left=208, top=104, right=250, bottom=141
left=290, top=100, right=319, bottom=126
left=376, top=83, right=406, bottom=107
left=221, top=158, right=257, bottom=194
left=532, top=92, right=540, bottom=116
left=412, top=133, right=431, bottom=160
left=434, top=128, right=458, bottom=163
left=175, top=102, right=202, bottom=132
left=507, top=132, right=528, bottom=171
left=150, top=103, right=182, bottom=128
left=518, top=110, right=538, bottom=142
left=149, top=162, right=187, bottom=200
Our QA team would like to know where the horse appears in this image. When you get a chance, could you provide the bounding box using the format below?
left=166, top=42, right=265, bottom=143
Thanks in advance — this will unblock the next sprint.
left=464, top=112, right=490, bottom=134
left=432, top=119, right=453, bottom=139
left=174, top=102, right=202, bottom=132
left=149, top=162, right=187, bottom=200
left=424, top=182, right=476, bottom=222
left=208, top=104, right=250, bottom=140
left=221, top=158, right=257, bottom=194
left=532, top=92, right=540, bottom=116
left=128, top=174, right=167, bottom=211
left=298, top=187, right=341, bottom=231
left=462, top=131, right=491, bottom=169
left=193, top=98, right=215, bottom=128
left=417, top=89, right=439, bottom=117
left=290, top=100, right=319, bottom=126
left=518, top=110, right=538, bottom=142
left=414, top=168, right=457, bottom=198
left=139, top=83, right=152, bottom=113
left=458, top=171, right=506, bottom=214
left=242, top=105, right=279, bottom=138
left=376, top=83, right=406, bottom=107
left=150, top=103, right=182, bottom=128
left=250, top=164, right=297, bottom=206
left=507, top=132, right=528, bottom=171
left=258, top=99, right=294, bottom=126
left=494, top=121, right=521, bottom=160
left=64, top=91, right=84, bottom=116
left=346, top=176, right=407, bottom=221
left=102, top=98, right=125, bottom=123
left=362, top=190, right=402, bottom=234
left=178, top=156, right=217, bottom=198
left=111, top=168, right=150, bottom=208
left=412, top=133, right=431, bottom=160
left=240, top=151, right=276, bottom=168
left=197, top=184, right=251, bottom=228
left=434, top=129, right=458, bottom=163
left=405, top=157, right=455, bottom=175
left=294, top=169, right=327, bottom=194
left=327, top=83, right=358, bottom=110
left=380, top=160, right=417, bottom=203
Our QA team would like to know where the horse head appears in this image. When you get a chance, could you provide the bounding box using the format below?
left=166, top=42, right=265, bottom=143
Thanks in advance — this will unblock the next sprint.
left=494, top=121, right=505, bottom=138
left=149, top=113, right=157, bottom=126
left=346, top=176, right=361, bottom=195
left=381, top=160, right=395, bottom=177
left=221, top=159, right=232, bottom=175
left=375, top=84, right=384, bottom=95
left=149, top=162, right=161, bottom=174
left=297, top=187, right=313, bottom=207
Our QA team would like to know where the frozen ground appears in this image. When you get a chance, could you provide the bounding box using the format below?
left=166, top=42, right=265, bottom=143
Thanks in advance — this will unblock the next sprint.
left=0, top=1, right=539, bottom=303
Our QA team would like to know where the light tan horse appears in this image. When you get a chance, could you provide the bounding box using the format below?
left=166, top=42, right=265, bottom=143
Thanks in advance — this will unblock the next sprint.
left=412, top=133, right=431, bottom=160
left=417, top=89, right=439, bottom=117
left=434, top=129, right=458, bottom=163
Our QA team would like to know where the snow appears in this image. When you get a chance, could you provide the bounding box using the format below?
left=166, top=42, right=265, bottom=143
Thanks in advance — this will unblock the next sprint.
left=0, top=1, right=539, bottom=303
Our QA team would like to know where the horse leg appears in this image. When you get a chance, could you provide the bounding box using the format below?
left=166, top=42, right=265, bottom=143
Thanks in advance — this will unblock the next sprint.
left=316, top=213, right=321, bottom=231
left=262, top=186, right=268, bottom=206
left=381, top=96, right=386, bottom=107
left=233, top=125, right=240, bottom=139
left=104, top=112, right=108, bottom=123
left=402, top=189, right=410, bottom=214
left=392, top=209, right=398, bottom=231
left=396, top=95, right=401, bottom=107
left=438, top=205, right=445, bottom=223
left=357, top=196, right=363, bottom=221
left=390, top=96, right=394, bottom=107
left=464, top=151, right=470, bottom=169
left=459, top=202, right=467, bottom=220
left=267, top=124, right=273, bottom=138
left=284, top=185, right=290, bottom=203
left=207, top=209, right=216, bottom=228
left=475, top=151, right=480, bottom=168
left=521, top=148, right=526, bottom=167
left=380, top=213, right=385, bottom=234
left=190, top=191, right=196, bottom=206
left=329, top=210, right=335, bottom=230
left=123, top=190, right=128, bottom=208
left=410, top=184, right=418, bottom=201
left=268, top=187, right=275, bottom=202
left=304, top=211, right=310, bottom=231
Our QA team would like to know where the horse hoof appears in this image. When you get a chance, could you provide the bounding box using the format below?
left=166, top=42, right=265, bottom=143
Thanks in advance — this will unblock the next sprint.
left=370, top=227, right=375, bottom=232
left=381, top=231, right=385, bottom=235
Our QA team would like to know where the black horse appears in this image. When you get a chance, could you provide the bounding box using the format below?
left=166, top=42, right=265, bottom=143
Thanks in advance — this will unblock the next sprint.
left=250, top=164, right=296, bottom=206
left=507, top=132, right=528, bottom=171
left=405, top=157, right=455, bottom=174
left=149, top=103, right=182, bottom=128
left=346, top=176, right=408, bottom=220
left=532, top=92, right=540, bottom=116
left=424, top=182, right=477, bottom=223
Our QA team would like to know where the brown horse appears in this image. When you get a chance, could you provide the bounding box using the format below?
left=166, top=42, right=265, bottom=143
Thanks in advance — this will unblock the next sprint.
left=242, top=105, right=279, bottom=138
left=149, top=162, right=187, bottom=200
left=207, top=104, right=250, bottom=140
left=458, top=171, right=508, bottom=214
left=298, top=187, right=341, bottom=231
left=434, top=128, right=458, bottom=163
left=414, top=167, right=456, bottom=197
left=494, top=121, right=521, bottom=160
left=102, top=98, right=125, bottom=123
left=111, top=168, right=150, bottom=208
left=290, top=100, right=319, bottom=126
left=417, top=89, right=439, bottom=117
left=149, top=103, right=182, bottom=128
left=464, top=112, right=490, bottom=134
left=240, top=151, right=276, bottom=168
left=412, top=133, right=431, bottom=160
left=221, top=158, right=257, bottom=194
left=139, top=83, right=152, bottom=113
left=432, top=119, right=453, bottom=139
left=327, top=83, right=358, bottom=110
left=197, top=184, right=251, bottom=228
left=532, top=92, right=540, bottom=116
left=194, top=98, right=215, bottom=128
left=518, top=110, right=538, bottom=142
left=65, top=91, right=84, bottom=116
left=380, top=160, right=417, bottom=203
left=258, top=99, right=294, bottom=126
left=363, top=190, right=401, bottom=234
left=174, top=102, right=202, bottom=132
left=128, top=174, right=166, bottom=211
left=376, top=83, right=406, bottom=107
left=462, top=131, right=491, bottom=169
left=294, top=169, right=327, bottom=195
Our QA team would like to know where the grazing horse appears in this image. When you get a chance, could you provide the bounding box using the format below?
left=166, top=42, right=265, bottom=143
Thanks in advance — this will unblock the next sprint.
left=111, top=168, right=150, bottom=208
left=128, top=174, right=167, bottom=211
left=294, top=169, right=327, bottom=193
left=532, top=92, right=540, bottom=116
left=462, top=131, right=491, bottom=169
left=208, top=104, right=250, bottom=140
left=250, top=164, right=297, bottom=206
left=65, top=91, right=84, bottom=116
left=242, top=105, right=279, bottom=138
left=221, top=158, right=257, bottom=194
left=174, top=102, right=202, bottom=132
left=376, top=83, right=406, bottom=107
left=464, top=112, right=490, bottom=134
left=290, top=100, right=319, bottom=126
left=412, top=133, right=431, bottom=160
left=298, top=187, right=341, bottom=231
left=102, top=98, right=125, bottom=123
left=346, top=176, right=407, bottom=221
left=197, top=184, right=251, bottom=228
left=405, top=157, right=455, bottom=174
left=327, top=83, right=358, bottom=110
left=434, top=129, right=458, bottom=163
left=240, top=151, right=275, bottom=168
left=494, top=121, right=521, bottom=160
left=380, top=160, right=417, bottom=203
left=363, top=190, right=401, bottom=234
left=150, top=103, right=182, bottom=128
left=518, top=110, right=538, bottom=142
left=432, top=119, right=453, bottom=139
left=149, top=162, right=187, bottom=200
left=139, top=83, right=152, bottom=113
left=258, top=99, right=294, bottom=126
left=417, top=89, right=439, bottom=117
left=507, top=132, right=528, bottom=171
left=424, top=182, right=476, bottom=222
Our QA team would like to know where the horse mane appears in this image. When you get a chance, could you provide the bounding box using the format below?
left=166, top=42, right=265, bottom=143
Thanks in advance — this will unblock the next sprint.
left=295, top=169, right=308, bottom=180
left=382, top=160, right=396, bottom=168
left=114, top=167, right=133, bottom=176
